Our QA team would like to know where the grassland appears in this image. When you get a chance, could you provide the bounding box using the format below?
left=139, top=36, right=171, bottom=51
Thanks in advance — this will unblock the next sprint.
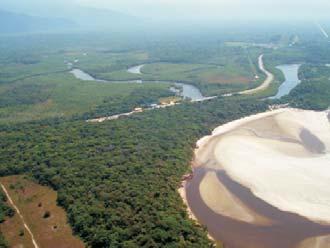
left=0, top=175, right=84, bottom=248
left=64, top=42, right=267, bottom=96
left=140, top=62, right=254, bottom=84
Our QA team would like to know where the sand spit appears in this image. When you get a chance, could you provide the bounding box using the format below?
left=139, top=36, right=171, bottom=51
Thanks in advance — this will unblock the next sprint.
left=181, top=108, right=330, bottom=247
left=197, top=108, right=330, bottom=224
left=178, top=181, right=198, bottom=222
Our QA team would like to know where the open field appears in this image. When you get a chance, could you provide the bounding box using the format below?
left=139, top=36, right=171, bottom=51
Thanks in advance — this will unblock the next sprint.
left=137, top=62, right=255, bottom=85
left=0, top=175, right=84, bottom=248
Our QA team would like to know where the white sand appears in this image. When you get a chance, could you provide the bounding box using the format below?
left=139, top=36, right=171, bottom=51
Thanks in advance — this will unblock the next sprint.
left=199, top=171, right=270, bottom=224
left=178, top=182, right=198, bottom=221
left=209, top=109, right=330, bottom=223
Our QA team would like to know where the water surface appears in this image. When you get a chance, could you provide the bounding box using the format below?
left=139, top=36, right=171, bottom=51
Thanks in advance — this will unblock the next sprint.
left=127, top=64, right=145, bottom=74
left=70, top=68, right=206, bottom=101
left=269, top=64, right=301, bottom=99
left=186, top=167, right=330, bottom=248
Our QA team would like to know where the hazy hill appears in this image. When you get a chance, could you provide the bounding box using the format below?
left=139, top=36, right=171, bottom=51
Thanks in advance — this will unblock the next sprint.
left=60, top=6, right=139, bottom=29
left=0, top=9, right=76, bottom=33
left=0, top=5, right=140, bottom=33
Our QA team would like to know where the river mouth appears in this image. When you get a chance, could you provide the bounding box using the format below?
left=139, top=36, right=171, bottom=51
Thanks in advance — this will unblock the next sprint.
left=186, top=109, right=330, bottom=248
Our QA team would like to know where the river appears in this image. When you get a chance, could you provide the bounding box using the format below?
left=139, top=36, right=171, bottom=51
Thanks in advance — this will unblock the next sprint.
left=269, top=64, right=301, bottom=99
left=70, top=68, right=205, bottom=101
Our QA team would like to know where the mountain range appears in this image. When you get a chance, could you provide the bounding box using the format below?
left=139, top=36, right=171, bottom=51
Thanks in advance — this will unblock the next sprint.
left=0, top=7, right=139, bottom=33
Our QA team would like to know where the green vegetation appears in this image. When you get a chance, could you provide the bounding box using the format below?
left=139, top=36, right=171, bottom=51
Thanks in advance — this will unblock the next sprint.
left=0, top=191, right=14, bottom=223
left=1, top=27, right=330, bottom=248
left=0, top=236, right=7, bottom=248
left=81, top=87, right=174, bottom=120
left=0, top=96, right=268, bottom=247
left=280, top=64, right=330, bottom=110
left=80, top=46, right=263, bottom=96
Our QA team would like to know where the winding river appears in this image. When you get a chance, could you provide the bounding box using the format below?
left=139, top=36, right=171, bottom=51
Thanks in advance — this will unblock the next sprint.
left=71, top=59, right=301, bottom=103
left=70, top=67, right=205, bottom=101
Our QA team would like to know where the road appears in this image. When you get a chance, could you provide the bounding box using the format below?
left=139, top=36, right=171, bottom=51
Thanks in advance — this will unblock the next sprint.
left=86, top=54, right=273, bottom=123
left=0, top=183, right=40, bottom=248
left=239, top=54, right=274, bottom=95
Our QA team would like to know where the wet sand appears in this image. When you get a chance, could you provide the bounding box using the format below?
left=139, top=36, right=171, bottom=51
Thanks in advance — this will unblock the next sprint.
left=184, top=108, right=330, bottom=248
left=298, top=234, right=330, bottom=248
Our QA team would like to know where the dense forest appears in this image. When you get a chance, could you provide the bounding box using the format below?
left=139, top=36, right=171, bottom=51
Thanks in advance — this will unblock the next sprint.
left=1, top=26, right=330, bottom=247
left=0, top=97, right=267, bottom=247
left=80, top=87, right=174, bottom=120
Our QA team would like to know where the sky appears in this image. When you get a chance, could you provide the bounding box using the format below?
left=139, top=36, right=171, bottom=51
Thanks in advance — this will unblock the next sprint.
left=2, top=0, right=330, bottom=21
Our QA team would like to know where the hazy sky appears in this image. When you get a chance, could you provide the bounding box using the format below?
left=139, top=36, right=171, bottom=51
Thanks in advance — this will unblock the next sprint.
left=2, top=0, right=330, bottom=21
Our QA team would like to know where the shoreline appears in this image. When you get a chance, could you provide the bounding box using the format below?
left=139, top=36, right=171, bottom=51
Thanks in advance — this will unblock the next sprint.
left=179, top=108, right=289, bottom=242
left=179, top=107, right=330, bottom=245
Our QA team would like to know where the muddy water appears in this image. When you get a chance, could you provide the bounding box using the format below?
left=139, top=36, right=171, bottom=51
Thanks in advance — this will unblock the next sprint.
left=186, top=167, right=330, bottom=248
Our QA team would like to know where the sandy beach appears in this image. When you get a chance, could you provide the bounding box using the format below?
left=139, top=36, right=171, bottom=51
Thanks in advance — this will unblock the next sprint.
left=213, top=109, right=330, bottom=223
left=181, top=108, right=330, bottom=247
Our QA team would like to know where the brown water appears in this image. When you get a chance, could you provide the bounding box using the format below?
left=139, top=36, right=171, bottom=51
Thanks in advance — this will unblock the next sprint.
left=186, top=167, right=330, bottom=248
